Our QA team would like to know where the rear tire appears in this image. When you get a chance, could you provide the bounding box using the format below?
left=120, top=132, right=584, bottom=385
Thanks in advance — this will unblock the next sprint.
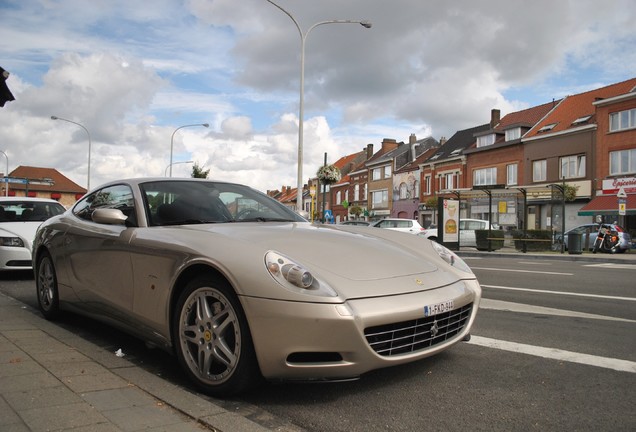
left=172, top=276, right=261, bottom=396
left=35, top=252, right=61, bottom=320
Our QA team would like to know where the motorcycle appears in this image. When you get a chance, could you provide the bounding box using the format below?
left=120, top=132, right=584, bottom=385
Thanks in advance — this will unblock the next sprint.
left=592, top=224, right=620, bottom=254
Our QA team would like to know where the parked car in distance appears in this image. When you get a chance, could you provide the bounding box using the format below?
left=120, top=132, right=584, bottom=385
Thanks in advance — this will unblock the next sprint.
left=33, top=178, right=482, bottom=397
left=371, top=218, right=424, bottom=234
left=419, top=218, right=499, bottom=248
left=339, top=220, right=370, bottom=226
left=558, top=223, right=631, bottom=253
left=0, top=197, right=66, bottom=270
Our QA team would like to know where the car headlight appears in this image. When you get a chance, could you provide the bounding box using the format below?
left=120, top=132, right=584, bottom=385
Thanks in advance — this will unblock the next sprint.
left=265, top=251, right=338, bottom=297
left=430, top=241, right=473, bottom=274
left=0, top=237, right=25, bottom=247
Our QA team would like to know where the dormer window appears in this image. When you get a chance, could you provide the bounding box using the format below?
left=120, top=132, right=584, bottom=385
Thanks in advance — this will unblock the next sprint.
left=505, top=127, right=521, bottom=141
left=476, top=134, right=496, bottom=148
left=538, top=123, right=557, bottom=133
left=572, top=115, right=592, bottom=126
left=450, top=149, right=462, bottom=156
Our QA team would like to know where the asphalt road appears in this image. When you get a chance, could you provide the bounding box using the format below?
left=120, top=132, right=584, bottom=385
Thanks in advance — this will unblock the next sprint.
left=1, top=256, right=635, bottom=432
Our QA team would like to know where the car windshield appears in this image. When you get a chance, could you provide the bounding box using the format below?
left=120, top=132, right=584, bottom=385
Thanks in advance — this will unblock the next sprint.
left=141, top=180, right=306, bottom=226
left=0, top=200, right=65, bottom=222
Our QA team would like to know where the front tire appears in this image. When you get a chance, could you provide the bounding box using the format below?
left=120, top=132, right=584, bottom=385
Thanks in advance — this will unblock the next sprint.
left=36, top=252, right=61, bottom=320
left=173, top=276, right=261, bottom=396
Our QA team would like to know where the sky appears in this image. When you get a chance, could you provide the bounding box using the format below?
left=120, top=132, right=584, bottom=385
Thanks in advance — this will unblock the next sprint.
left=1, top=0, right=635, bottom=193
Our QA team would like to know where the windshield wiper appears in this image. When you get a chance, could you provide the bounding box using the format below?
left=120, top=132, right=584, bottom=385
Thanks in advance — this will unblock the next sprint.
left=236, top=217, right=296, bottom=222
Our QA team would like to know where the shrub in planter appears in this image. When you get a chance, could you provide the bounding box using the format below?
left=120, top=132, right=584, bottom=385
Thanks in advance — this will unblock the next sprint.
left=512, top=229, right=552, bottom=251
left=475, top=229, right=504, bottom=251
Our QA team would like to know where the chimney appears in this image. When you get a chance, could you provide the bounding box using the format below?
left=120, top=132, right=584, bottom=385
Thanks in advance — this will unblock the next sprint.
left=491, top=109, right=500, bottom=128
left=439, top=136, right=447, bottom=146
left=409, top=133, right=417, bottom=144
left=366, top=143, right=374, bottom=159
left=381, top=138, right=398, bottom=153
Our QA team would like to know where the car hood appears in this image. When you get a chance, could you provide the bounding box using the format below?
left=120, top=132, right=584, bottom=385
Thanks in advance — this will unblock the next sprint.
left=182, top=222, right=441, bottom=281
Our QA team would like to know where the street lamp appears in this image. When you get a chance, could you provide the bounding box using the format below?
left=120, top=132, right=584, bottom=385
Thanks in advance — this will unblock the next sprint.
left=169, top=123, right=209, bottom=177
left=51, top=116, right=92, bottom=190
left=0, top=150, right=8, bottom=196
left=165, top=160, right=194, bottom=177
left=266, top=0, right=371, bottom=213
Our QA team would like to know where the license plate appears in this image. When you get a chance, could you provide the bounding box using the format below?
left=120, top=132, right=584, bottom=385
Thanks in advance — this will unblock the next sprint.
left=424, top=300, right=454, bottom=317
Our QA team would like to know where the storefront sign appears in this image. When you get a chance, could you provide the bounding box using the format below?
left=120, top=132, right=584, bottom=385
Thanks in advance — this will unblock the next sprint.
left=602, top=177, right=636, bottom=194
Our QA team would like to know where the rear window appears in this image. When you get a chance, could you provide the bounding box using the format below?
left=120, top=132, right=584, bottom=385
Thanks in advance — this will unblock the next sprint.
left=0, top=201, right=65, bottom=222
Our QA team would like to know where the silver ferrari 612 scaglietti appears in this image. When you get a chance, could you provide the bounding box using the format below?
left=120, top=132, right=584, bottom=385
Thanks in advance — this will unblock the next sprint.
left=33, top=178, right=481, bottom=397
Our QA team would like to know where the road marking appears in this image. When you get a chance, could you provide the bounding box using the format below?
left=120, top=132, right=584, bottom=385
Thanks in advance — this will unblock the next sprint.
left=482, top=284, right=636, bottom=302
left=584, top=263, right=636, bottom=270
left=468, top=336, right=636, bottom=373
left=479, top=298, right=636, bottom=323
left=516, top=261, right=552, bottom=265
left=472, top=267, right=573, bottom=276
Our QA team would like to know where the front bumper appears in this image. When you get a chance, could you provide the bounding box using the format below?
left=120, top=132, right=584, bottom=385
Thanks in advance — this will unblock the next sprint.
left=241, top=279, right=481, bottom=380
left=0, top=247, right=33, bottom=270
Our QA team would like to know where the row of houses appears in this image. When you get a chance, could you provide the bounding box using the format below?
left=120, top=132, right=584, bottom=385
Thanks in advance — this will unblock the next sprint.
left=270, top=77, right=636, bottom=236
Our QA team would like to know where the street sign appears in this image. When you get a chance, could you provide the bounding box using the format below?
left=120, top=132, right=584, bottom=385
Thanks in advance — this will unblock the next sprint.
left=2, top=177, right=28, bottom=184
left=617, top=187, right=627, bottom=198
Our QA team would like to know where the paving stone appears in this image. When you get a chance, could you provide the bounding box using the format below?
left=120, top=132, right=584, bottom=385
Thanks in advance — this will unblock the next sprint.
left=100, top=404, right=190, bottom=432
left=47, top=359, right=109, bottom=378
left=82, top=386, right=158, bottom=411
left=19, top=401, right=109, bottom=432
left=0, top=370, right=61, bottom=394
left=62, top=371, right=131, bottom=393
left=3, top=384, right=83, bottom=411
left=0, top=395, right=25, bottom=429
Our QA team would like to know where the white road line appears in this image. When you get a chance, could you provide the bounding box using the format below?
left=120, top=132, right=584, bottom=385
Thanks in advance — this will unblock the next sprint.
left=584, top=263, right=636, bottom=270
left=471, top=267, right=573, bottom=275
left=479, top=298, right=636, bottom=323
left=482, top=284, right=636, bottom=302
left=467, top=335, right=636, bottom=373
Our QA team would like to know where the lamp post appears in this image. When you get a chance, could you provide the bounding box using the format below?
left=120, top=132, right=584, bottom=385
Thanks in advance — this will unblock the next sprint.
left=0, top=150, right=8, bottom=196
left=51, top=116, right=92, bottom=190
left=169, top=123, right=209, bottom=177
left=165, top=160, right=194, bottom=177
left=266, top=0, right=371, bottom=213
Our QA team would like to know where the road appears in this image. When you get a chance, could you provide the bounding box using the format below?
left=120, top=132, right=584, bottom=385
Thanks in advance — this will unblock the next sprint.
left=1, top=256, right=635, bottom=431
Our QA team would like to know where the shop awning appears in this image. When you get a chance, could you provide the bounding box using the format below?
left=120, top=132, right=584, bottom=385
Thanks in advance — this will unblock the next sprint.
left=578, top=194, right=636, bottom=216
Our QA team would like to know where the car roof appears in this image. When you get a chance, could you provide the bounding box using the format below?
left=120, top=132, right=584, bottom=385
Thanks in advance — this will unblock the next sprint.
left=0, top=197, right=61, bottom=204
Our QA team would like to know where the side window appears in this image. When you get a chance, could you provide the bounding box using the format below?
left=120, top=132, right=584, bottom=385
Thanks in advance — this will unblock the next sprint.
left=73, top=184, right=136, bottom=225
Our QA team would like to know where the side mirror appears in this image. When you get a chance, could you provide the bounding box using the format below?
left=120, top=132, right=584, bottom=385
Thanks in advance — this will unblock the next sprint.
left=92, top=208, right=128, bottom=225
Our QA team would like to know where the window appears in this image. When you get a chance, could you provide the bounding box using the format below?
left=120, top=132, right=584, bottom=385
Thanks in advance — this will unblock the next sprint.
left=474, top=167, right=497, bottom=186
left=73, top=184, right=136, bottom=226
left=424, top=175, right=431, bottom=195
left=476, top=134, right=496, bottom=148
left=506, top=164, right=518, bottom=186
left=336, top=191, right=341, bottom=204
left=371, top=190, right=388, bottom=209
left=572, top=115, right=592, bottom=126
left=399, top=183, right=408, bottom=199
left=354, top=184, right=359, bottom=201
left=505, top=128, right=521, bottom=141
left=444, top=173, right=455, bottom=190
left=372, top=168, right=381, bottom=181
left=538, top=123, right=557, bottom=133
left=384, top=165, right=392, bottom=178
left=610, top=108, right=636, bottom=132
left=344, top=190, right=349, bottom=202
left=414, top=180, right=420, bottom=198
left=610, top=149, right=636, bottom=175
left=560, top=155, right=586, bottom=179
left=533, top=160, right=547, bottom=182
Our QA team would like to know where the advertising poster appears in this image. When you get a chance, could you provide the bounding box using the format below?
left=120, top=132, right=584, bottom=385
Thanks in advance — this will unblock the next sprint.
left=443, top=199, right=459, bottom=243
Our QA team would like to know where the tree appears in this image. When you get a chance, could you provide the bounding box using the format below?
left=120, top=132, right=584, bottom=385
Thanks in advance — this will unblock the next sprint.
left=350, top=205, right=363, bottom=219
left=191, top=162, right=210, bottom=179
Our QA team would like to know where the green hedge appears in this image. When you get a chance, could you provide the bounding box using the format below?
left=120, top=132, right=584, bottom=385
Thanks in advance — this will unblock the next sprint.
left=512, top=229, right=552, bottom=251
left=475, top=229, right=504, bottom=251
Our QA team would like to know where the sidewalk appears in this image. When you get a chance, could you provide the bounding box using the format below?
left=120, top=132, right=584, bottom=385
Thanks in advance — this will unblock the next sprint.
left=1, top=249, right=634, bottom=432
left=0, top=293, right=273, bottom=432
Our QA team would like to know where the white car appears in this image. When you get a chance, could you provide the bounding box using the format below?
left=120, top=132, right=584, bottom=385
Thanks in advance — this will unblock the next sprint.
left=371, top=218, right=425, bottom=234
left=0, top=197, right=66, bottom=270
left=419, top=219, right=499, bottom=248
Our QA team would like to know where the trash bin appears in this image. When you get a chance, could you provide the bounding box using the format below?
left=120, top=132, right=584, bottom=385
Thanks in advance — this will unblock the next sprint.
left=567, top=233, right=582, bottom=254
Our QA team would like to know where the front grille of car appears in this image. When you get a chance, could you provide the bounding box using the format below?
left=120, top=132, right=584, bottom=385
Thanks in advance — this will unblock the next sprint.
left=364, top=303, right=473, bottom=357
